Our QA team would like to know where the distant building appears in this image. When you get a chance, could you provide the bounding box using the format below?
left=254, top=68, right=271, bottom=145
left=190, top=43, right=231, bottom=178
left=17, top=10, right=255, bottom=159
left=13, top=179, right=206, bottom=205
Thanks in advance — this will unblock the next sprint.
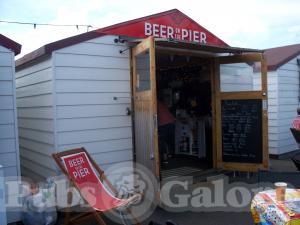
left=264, top=44, right=300, bottom=156
left=0, top=34, right=21, bottom=223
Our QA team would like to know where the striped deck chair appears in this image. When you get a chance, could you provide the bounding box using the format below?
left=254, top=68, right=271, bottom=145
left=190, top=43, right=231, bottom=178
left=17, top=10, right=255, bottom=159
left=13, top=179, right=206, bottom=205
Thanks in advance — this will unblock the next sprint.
left=52, top=147, right=142, bottom=225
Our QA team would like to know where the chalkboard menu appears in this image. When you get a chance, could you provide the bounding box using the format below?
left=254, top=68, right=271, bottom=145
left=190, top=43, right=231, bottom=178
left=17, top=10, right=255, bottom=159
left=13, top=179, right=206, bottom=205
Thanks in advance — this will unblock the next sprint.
left=221, top=99, right=262, bottom=163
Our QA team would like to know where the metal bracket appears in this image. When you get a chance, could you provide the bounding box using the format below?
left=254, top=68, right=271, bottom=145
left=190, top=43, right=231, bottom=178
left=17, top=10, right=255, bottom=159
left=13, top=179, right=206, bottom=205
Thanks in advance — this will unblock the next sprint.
left=126, top=107, right=132, bottom=116
left=119, top=47, right=130, bottom=54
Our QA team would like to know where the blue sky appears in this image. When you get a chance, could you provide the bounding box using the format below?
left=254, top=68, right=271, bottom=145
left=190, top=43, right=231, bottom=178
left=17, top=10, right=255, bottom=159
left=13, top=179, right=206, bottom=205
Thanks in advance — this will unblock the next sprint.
left=1, top=0, right=300, bottom=58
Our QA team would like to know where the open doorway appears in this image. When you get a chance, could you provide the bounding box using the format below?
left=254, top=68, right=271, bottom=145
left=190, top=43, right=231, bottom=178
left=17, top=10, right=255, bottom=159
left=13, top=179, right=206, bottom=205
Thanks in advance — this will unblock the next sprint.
left=132, top=37, right=268, bottom=182
left=155, top=53, right=213, bottom=179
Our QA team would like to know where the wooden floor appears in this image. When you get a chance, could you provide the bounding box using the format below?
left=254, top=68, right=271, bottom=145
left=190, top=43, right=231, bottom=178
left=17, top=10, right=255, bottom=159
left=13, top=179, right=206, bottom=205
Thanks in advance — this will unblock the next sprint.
left=160, top=154, right=213, bottom=178
left=161, top=166, right=203, bottom=179
left=160, top=154, right=212, bottom=170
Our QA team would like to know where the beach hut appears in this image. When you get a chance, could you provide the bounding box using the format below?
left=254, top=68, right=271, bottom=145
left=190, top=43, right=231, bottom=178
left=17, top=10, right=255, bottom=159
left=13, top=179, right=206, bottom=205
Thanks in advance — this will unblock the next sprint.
left=15, top=9, right=269, bottom=185
left=264, top=44, right=300, bottom=157
left=0, top=34, right=22, bottom=223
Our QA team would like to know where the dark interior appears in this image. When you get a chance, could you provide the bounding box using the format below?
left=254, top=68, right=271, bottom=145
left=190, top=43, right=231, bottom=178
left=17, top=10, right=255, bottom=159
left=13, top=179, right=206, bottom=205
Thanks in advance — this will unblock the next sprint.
left=155, top=53, right=213, bottom=177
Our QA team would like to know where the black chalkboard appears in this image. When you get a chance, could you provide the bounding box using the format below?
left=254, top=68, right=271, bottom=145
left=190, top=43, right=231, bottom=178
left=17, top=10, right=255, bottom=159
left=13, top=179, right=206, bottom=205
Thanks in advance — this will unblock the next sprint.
left=221, top=99, right=262, bottom=163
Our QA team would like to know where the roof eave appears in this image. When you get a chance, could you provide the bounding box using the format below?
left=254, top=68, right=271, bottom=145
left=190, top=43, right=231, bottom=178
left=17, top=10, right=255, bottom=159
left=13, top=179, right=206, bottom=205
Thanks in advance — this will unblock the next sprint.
left=16, top=46, right=47, bottom=68
left=16, top=31, right=105, bottom=68
left=264, top=45, right=300, bottom=71
left=0, top=34, right=22, bottom=55
left=267, top=65, right=278, bottom=71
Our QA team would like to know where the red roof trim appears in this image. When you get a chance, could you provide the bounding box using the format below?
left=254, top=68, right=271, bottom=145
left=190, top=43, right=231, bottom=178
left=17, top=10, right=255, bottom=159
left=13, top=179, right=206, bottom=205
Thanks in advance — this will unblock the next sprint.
left=16, top=31, right=105, bottom=67
left=267, top=52, right=300, bottom=71
left=0, top=34, right=21, bottom=55
left=98, top=9, right=228, bottom=46
left=99, top=9, right=179, bottom=32
left=17, top=9, right=229, bottom=67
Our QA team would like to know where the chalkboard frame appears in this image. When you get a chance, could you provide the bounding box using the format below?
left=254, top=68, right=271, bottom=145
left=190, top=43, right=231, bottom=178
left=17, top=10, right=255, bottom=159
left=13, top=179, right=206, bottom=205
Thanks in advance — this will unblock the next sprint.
left=214, top=53, right=269, bottom=172
left=221, top=99, right=263, bottom=164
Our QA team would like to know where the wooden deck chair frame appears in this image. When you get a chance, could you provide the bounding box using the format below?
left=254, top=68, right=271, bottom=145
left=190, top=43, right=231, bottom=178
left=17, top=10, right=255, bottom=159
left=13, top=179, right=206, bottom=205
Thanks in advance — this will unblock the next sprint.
left=52, top=147, right=142, bottom=225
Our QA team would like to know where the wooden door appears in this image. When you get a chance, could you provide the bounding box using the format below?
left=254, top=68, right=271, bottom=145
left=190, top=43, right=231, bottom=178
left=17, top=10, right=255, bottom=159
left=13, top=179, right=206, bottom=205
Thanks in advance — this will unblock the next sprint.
left=132, top=37, right=160, bottom=178
left=213, top=53, right=268, bottom=171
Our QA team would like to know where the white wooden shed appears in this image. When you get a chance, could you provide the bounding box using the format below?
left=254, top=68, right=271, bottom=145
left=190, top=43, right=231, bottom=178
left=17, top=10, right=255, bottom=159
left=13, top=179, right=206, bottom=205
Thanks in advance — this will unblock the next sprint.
left=264, top=44, right=300, bottom=156
left=16, top=33, right=132, bottom=181
left=0, top=34, right=22, bottom=223
left=16, top=9, right=269, bottom=185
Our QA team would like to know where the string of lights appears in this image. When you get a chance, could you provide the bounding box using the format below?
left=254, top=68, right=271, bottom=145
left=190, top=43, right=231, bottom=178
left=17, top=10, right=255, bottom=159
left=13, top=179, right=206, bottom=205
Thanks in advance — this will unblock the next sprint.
left=0, top=20, right=98, bottom=31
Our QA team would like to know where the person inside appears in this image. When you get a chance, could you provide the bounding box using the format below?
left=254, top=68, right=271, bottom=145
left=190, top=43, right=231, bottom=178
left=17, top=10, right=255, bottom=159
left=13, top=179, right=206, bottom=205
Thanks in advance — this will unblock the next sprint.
left=157, top=99, right=176, bottom=164
left=291, top=107, right=300, bottom=131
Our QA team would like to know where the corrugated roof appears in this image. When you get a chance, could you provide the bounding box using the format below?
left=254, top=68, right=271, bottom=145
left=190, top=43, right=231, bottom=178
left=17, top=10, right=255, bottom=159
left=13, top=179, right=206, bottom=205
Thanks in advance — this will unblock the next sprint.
left=0, top=34, right=21, bottom=55
left=264, top=43, right=300, bottom=71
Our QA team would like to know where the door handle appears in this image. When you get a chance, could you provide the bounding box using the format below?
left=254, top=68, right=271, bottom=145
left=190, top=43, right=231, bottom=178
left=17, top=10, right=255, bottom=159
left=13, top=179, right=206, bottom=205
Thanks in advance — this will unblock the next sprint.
left=150, top=153, right=154, bottom=160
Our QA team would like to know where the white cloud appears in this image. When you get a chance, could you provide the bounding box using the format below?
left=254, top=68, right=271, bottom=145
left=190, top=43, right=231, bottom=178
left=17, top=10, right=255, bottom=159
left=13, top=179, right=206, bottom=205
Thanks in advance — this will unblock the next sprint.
left=288, top=25, right=300, bottom=33
left=1, top=0, right=299, bottom=58
left=6, top=0, right=106, bottom=58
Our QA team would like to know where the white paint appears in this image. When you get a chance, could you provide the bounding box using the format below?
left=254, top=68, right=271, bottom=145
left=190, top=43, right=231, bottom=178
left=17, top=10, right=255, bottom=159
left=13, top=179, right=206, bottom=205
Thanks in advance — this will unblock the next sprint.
left=0, top=166, right=7, bottom=225
left=55, top=34, right=133, bottom=166
left=16, top=57, right=57, bottom=181
left=16, top=35, right=134, bottom=186
left=259, top=56, right=300, bottom=155
left=276, top=56, right=300, bottom=155
left=144, top=22, right=207, bottom=43
left=0, top=44, right=21, bottom=223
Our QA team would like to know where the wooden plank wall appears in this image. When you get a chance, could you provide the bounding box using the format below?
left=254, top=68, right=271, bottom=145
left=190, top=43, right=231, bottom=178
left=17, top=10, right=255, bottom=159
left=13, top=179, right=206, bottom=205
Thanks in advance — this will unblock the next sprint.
left=16, top=57, right=57, bottom=181
left=266, top=71, right=279, bottom=155
left=54, top=35, right=133, bottom=170
left=0, top=45, right=21, bottom=223
left=277, top=56, right=300, bottom=154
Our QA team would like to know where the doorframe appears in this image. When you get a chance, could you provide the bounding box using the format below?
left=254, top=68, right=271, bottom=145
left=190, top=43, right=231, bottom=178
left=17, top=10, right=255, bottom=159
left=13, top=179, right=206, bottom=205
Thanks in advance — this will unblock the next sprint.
left=130, top=38, right=268, bottom=176
left=213, top=53, right=269, bottom=171
left=131, top=36, right=160, bottom=179
left=211, top=58, right=218, bottom=169
left=154, top=53, right=216, bottom=172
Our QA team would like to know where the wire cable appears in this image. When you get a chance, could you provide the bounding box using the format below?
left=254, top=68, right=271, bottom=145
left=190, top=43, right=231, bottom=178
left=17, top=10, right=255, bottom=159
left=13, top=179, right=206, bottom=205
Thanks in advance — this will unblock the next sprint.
left=0, top=19, right=97, bottom=31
